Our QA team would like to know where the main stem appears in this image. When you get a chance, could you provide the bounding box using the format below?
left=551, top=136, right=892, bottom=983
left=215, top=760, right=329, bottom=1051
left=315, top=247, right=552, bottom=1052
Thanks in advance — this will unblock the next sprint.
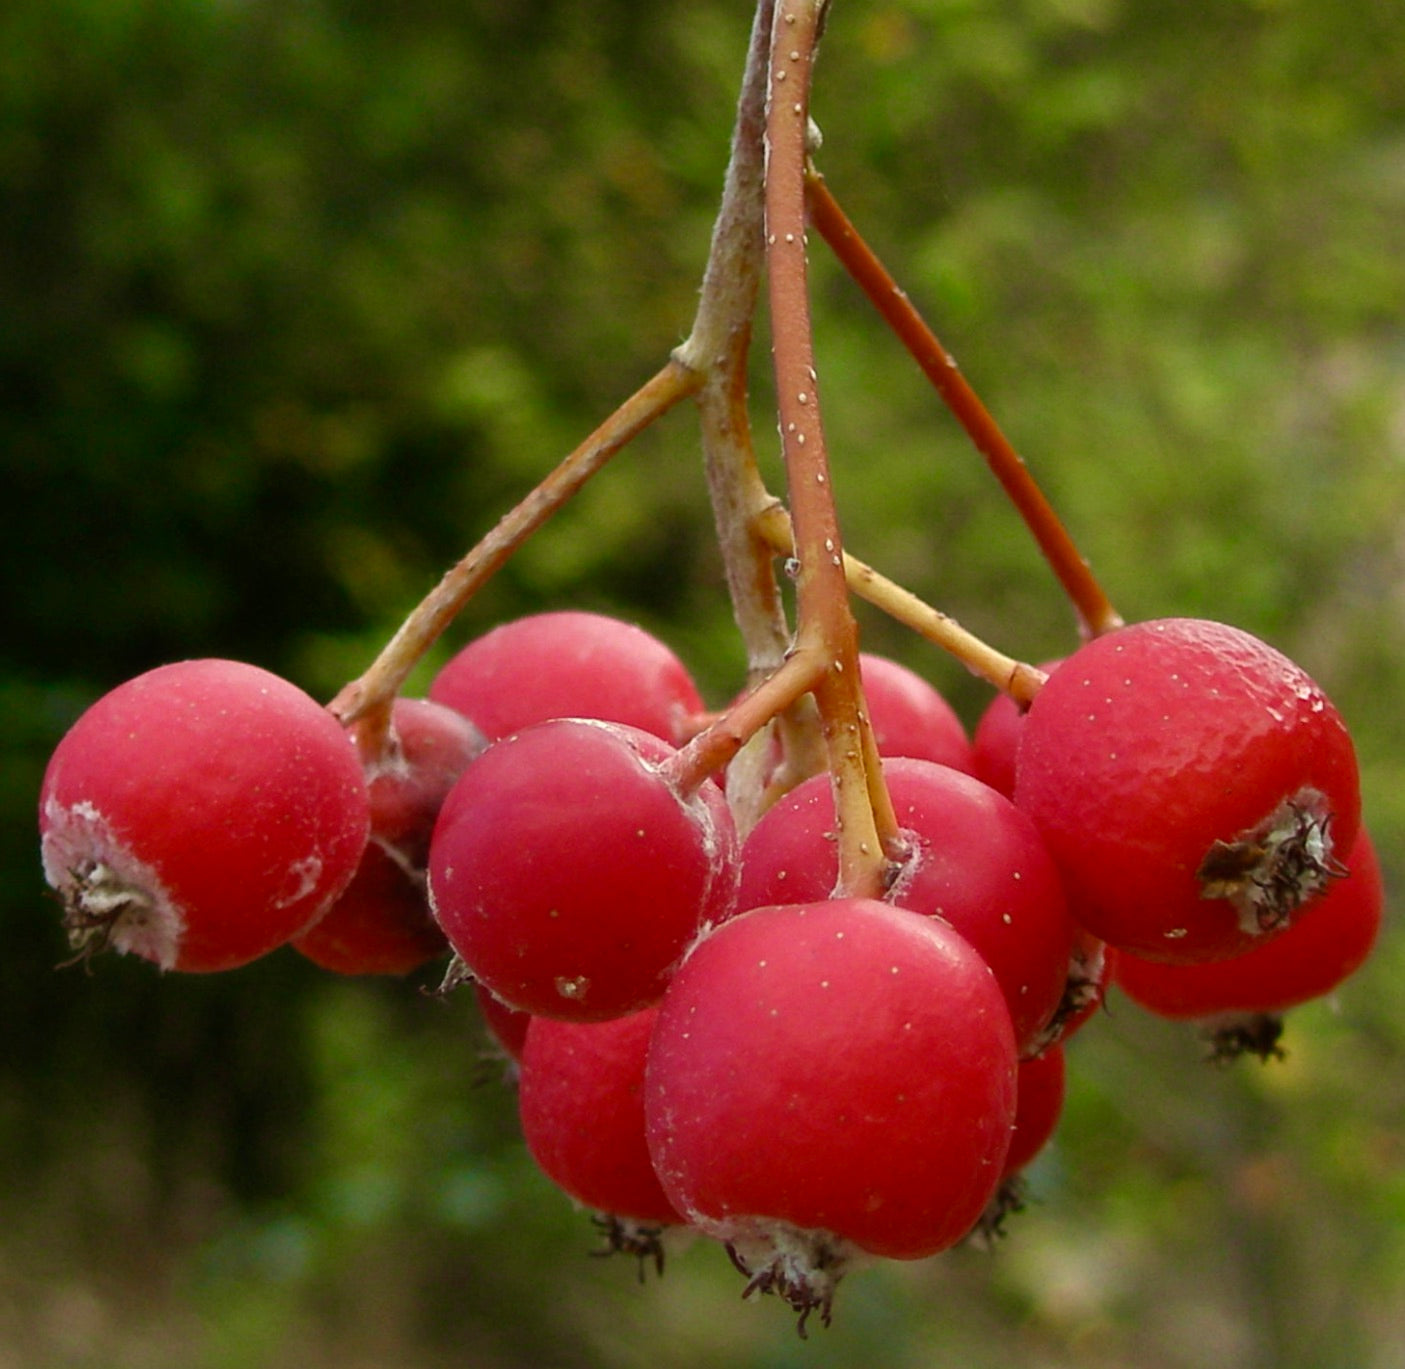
left=766, top=0, right=898, bottom=893
left=671, top=0, right=826, bottom=825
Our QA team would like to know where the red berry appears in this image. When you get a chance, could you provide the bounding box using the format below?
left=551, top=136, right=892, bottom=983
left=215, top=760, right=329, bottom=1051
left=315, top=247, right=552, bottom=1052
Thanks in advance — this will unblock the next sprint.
left=356, top=698, right=487, bottom=864
left=1002, top=1043, right=1067, bottom=1179
left=293, top=698, right=484, bottom=976
left=475, top=983, right=533, bottom=1062
left=428, top=718, right=739, bottom=1021
left=519, top=1007, right=683, bottom=1228
left=39, top=659, right=369, bottom=973
left=971, top=658, right=1064, bottom=799
left=645, top=898, right=1016, bottom=1324
left=1114, top=828, right=1383, bottom=1019
left=429, top=610, right=704, bottom=745
left=858, top=653, right=975, bottom=772
left=1013, top=618, right=1360, bottom=964
left=291, top=841, right=447, bottom=976
left=737, top=758, right=1076, bottom=1054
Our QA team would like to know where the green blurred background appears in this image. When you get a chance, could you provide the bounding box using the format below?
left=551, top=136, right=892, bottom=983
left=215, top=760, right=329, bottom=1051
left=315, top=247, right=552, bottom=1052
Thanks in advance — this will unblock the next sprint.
left=4, top=0, right=1404, bottom=1365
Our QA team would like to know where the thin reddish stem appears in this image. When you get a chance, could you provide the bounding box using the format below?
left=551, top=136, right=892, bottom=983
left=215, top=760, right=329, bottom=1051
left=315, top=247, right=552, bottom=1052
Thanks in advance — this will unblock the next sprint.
left=329, top=359, right=700, bottom=762
left=805, top=168, right=1123, bottom=641
left=753, top=503, right=1047, bottom=707
left=663, top=651, right=828, bottom=797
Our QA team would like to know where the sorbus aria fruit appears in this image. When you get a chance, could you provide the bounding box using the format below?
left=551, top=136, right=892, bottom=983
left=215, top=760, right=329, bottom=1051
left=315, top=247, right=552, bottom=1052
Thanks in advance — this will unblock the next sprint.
left=428, top=718, right=738, bottom=1021
left=475, top=982, right=532, bottom=1063
left=292, top=839, right=447, bottom=976
left=1013, top=618, right=1360, bottom=963
left=293, top=698, right=484, bottom=976
left=967, top=1042, right=1068, bottom=1245
left=519, top=1007, right=683, bottom=1230
left=1002, top=1043, right=1067, bottom=1179
left=39, top=659, right=370, bottom=973
left=1113, top=828, right=1383, bottom=1019
left=858, top=653, right=975, bottom=772
left=428, top=610, right=704, bottom=745
left=970, top=658, right=1064, bottom=799
left=645, top=898, right=1016, bottom=1324
left=737, top=758, right=1076, bottom=1054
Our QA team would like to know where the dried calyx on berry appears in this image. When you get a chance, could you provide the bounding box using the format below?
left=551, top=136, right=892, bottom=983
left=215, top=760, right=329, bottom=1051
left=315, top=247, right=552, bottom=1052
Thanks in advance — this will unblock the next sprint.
left=1202, top=1012, right=1287, bottom=1065
left=1196, top=788, right=1347, bottom=934
left=724, top=1225, right=849, bottom=1338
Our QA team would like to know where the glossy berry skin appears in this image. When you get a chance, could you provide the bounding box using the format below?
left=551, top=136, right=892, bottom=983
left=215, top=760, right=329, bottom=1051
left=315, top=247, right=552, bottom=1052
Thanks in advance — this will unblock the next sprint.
left=1002, top=1044, right=1067, bottom=1179
left=353, top=698, right=487, bottom=865
left=428, top=718, right=739, bottom=1021
left=293, top=698, right=484, bottom=976
left=737, top=759, right=1076, bottom=1054
left=429, top=610, right=704, bottom=746
left=475, top=983, right=532, bottom=1062
left=292, top=841, right=446, bottom=977
left=1013, top=619, right=1361, bottom=964
left=859, top=654, right=975, bottom=773
left=1114, top=829, right=1383, bottom=1018
left=519, top=1007, right=682, bottom=1226
left=39, top=659, right=369, bottom=973
left=971, top=659, right=1064, bottom=799
left=645, top=899, right=1017, bottom=1269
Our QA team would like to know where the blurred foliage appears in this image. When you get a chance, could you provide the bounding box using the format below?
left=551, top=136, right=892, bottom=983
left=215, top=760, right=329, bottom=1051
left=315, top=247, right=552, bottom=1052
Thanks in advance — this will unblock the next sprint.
left=3, top=0, right=1405, bottom=1364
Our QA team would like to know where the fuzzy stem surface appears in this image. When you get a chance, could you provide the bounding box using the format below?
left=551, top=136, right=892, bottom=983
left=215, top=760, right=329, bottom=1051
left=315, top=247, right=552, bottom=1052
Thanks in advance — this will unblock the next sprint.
left=765, top=0, right=898, bottom=892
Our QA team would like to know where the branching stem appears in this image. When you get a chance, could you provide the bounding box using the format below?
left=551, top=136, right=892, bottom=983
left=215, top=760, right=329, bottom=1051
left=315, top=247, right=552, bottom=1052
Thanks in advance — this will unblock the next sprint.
left=753, top=504, right=1047, bottom=706
left=328, top=359, right=700, bottom=761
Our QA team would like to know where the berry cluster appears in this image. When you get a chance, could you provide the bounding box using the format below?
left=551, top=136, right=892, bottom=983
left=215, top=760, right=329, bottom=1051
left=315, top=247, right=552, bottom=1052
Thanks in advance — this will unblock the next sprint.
left=37, top=604, right=1378, bottom=1329
left=33, top=0, right=1385, bottom=1337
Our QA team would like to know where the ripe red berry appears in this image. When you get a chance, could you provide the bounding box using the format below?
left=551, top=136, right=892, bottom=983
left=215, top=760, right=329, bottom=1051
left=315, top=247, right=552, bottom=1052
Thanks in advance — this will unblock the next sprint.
left=519, top=1007, right=683, bottom=1229
left=293, top=698, right=485, bottom=976
left=428, top=718, right=739, bottom=1021
left=966, top=1041, right=1068, bottom=1245
left=1113, top=828, right=1383, bottom=1019
left=354, top=698, right=487, bottom=865
left=737, top=758, right=1076, bottom=1055
left=475, top=983, right=532, bottom=1063
left=645, top=897, right=1016, bottom=1325
left=429, top=610, right=704, bottom=745
left=858, top=653, right=975, bottom=772
left=292, top=840, right=447, bottom=976
left=970, top=658, right=1064, bottom=799
left=1013, top=618, right=1360, bottom=964
left=39, top=659, right=370, bottom=973
left=1002, top=1043, right=1067, bottom=1180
